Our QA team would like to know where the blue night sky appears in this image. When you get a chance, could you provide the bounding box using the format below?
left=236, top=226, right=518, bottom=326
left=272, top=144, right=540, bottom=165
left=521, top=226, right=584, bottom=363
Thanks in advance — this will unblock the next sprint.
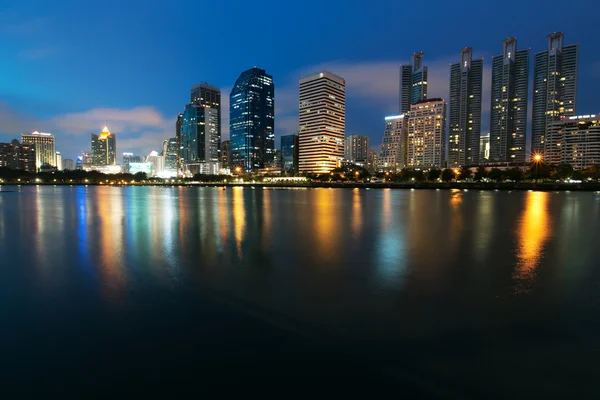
left=1, top=0, right=598, bottom=161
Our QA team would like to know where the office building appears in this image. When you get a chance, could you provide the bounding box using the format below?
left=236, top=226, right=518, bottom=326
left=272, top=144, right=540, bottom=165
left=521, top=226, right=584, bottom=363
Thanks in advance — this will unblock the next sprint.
left=281, top=134, right=299, bottom=173
left=0, top=139, right=36, bottom=172
left=176, top=113, right=183, bottom=173
left=399, top=52, right=428, bottom=114
left=163, top=138, right=178, bottom=177
left=378, top=115, right=407, bottom=171
left=55, top=152, right=62, bottom=171
left=344, top=135, right=369, bottom=165
left=448, top=48, right=483, bottom=167
left=21, top=131, right=55, bottom=169
left=298, top=71, right=345, bottom=173
left=531, top=32, right=579, bottom=156
left=545, top=115, right=600, bottom=169
left=122, top=153, right=142, bottom=173
left=180, top=103, right=220, bottom=175
left=406, top=99, right=447, bottom=168
left=489, top=38, right=529, bottom=163
left=479, top=135, right=490, bottom=162
left=230, top=67, right=274, bottom=171
left=220, top=140, right=231, bottom=171
left=146, top=150, right=164, bottom=177
left=91, top=126, right=117, bottom=166
left=63, top=159, right=74, bottom=171
left=367, top=148, right=378, bottom=172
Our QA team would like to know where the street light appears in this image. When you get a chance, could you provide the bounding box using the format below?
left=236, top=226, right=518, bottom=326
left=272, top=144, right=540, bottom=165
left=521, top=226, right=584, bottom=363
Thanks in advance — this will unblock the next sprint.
left=532, top=153, right=543, bottom=183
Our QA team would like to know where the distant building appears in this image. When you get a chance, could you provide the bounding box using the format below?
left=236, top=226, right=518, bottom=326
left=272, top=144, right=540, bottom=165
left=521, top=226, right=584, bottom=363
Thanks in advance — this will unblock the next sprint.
left=91, top=126, right=117, bottom=167
left=448, top=48, right=483, bottom=167
left=400, top=52, right=428, bottom=114
left=545, top=115, right=600, bottom=169
left=479, top=135, right=490, bottom=162
left=176, top=113, right=183, bottom=173
left=344, top=135, right=369, bottom=165
left=532, top=32, right=579, bottom=158
left=82, top=152, right=93, bottom=170
left=281, top=134, right=299, bottom=173
left=55, top=152, right=63, bottom=171
left=367, top=148, right=378, bottom=172
left=163, top=138, right=178, bottom=177
left=0, top=139, right=36, bottom=172
left=63, top=158, right=74, bottom=171
left=21, top=131, right=55, bottom=170
left=230, top=67, right=274, bottom=171
left=146, top=151, right=164, bottom=177
left=220, top=140, right=231, bottom=171
left=298, top=71, right=345, bottom=173
left=378, top=115, right=406, bottom=171
left=490, top=38, right=529, bottom=164
left=407, top=98, right=447, bottom=169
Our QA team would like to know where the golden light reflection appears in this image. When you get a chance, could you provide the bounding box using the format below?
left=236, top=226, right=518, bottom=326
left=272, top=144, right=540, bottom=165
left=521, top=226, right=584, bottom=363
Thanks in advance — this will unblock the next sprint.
left=261, top=189, right=272, bottom=250
left=351, top=188, right=363, bottom=237
left=313, top=188, right=338, bottom=259
left=515, top=191, right=551, bottom=283
left=382, top=188, right=391, bottom=230
left=97, top=187, right=126, bottom=298
left=218, top=188, right=229, bottom=250
left=232, top=187, right=245, bottom=259
left=450, top=188, right=462, bottom=207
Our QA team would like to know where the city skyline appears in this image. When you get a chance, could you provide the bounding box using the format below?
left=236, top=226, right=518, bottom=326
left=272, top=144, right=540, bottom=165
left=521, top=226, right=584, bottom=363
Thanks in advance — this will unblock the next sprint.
left=1, top=1, right=598, bottom=162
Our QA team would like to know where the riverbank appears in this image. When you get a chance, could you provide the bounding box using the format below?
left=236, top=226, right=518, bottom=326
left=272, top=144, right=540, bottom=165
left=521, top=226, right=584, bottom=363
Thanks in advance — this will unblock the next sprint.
left=2, top=181, right=600, bottom=191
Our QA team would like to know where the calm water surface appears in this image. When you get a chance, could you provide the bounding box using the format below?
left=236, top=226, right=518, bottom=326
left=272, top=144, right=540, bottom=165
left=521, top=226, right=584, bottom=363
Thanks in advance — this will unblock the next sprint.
left=1, top=186, right=599, bottom=396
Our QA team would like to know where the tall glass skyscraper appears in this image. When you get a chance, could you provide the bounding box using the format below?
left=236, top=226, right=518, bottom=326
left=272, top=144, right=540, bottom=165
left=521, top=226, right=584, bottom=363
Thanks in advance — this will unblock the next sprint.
left=489, top=38, right=529, bottom=163
left=448, top=48, right=483, bottom=167
left=531, top=32, right=579, bottom=157
left=399, top=52, right=428, bottom=114
left=229, top=67, right=275, bottom=171
left=163, top=137, right=178, bottom=176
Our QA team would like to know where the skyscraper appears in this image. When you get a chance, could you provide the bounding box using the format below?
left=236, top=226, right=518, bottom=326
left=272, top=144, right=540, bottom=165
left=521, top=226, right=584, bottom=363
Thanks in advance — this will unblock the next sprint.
left=180, top=103, right=220, bottom=175
left=479, top=135, right=490, bottom=162
left=298, top=71, right=345, bottom=173
left=344, top=135, right=369, bottom=164
left=281, top=134, right=299, bottom=173
left=399, top=52, right=428, bottom=114
left=378, top=115, right=407, bottom=171
left=545, top=115, right=600, bottom=169
left=55, top=152, right=63, bottom=171
left=21, top=131, right=55, bottom=169
left=91, top=126, right=117, bottom=166
left=531, top=32, right=579, bottom=157
left=406, top=99, right=447, bottom=168
left=0, top=139, right=36, bottom=172
left=63, top=159, right=74, bottom=171
left=176, top=113, right=183, bottom=173
left=230, top=67, right=275, bottom=171
left=220, top=140, right=231, bottom=171
left=489, top=38, right=529, bottom=163
left=448, top=48, right=483, bottom=167
left=163, top=137, right=178, bottom=177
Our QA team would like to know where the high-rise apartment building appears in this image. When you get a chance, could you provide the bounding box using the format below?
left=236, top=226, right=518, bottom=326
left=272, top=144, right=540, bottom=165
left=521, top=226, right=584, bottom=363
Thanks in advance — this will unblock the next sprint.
left=180, top=104, right=220, bottom=175
left=230, top=67, right=274, bottom=171
left=399, top=52, right=428, bottom=114
left=406, top=99, right=447, bottom=168
left=298, top=71, right=345, bottom=173
left=0, top=139, right=36, bottom=172
left=367, top=148, right=378, bottom=172
left=531, top=32, right=579, bottom=157
left=448, top=48, right=483, bottom=167
left=21, top=131, right=55, bottom=169
left=91, top=126, right=117, bottom=166
left=544, top=115, right=600, bottom=169
left=489, top=38, right=529, bottom=163
left=281, top=134, right=299, bottom=173
left=344, top=135, right=369, bottom=164
left=378, top=115, right=407, bottom=171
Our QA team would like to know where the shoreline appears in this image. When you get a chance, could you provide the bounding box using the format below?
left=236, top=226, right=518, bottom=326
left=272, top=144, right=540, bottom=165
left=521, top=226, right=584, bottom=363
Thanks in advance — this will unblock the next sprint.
left=2, top=181, right=600, bottom=191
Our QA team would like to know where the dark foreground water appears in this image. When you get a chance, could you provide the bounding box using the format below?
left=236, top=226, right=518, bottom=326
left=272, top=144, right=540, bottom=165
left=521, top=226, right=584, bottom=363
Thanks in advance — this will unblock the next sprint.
left=1, top=186, right=599, bottom=396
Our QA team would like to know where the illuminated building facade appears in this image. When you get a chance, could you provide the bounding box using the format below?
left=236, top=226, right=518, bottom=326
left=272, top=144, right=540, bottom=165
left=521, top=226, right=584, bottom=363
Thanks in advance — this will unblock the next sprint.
left=344, top=135, right=369, bottom=165
left=0, top=139, right=37, bottom=172
left=91, top=126, right=117, bottom=166
left=448, top=47, right=483, bottom=167
left=400, top=52, right=428, bottom=114
left=378, top=115, right=407, bottom=171
left=406, top=98, right=447, bottom=168
left=230, top=67, right=275, bottom=171
left=281, top=134, right=299, bottom=173
left=532, top=32, right=579, bottom=157
left=479, top=135, right=490, bottom=162
left=21, top=131, right=55, bottom=169
left=490, top=38, right=529, bottom=163
left=298, top=71, right=345, bottom=173
left=180, top=104, right=220, bottom=175
left=545, top=115, right=600, bottom=169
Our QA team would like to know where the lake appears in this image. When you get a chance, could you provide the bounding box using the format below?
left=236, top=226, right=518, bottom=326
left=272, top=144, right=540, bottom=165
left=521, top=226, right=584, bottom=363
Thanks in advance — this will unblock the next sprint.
left=1, top=186, right=598, bottom=396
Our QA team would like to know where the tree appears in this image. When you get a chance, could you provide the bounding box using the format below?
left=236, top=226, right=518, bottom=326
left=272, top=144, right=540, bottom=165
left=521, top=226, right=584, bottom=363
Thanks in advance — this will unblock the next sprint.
left=553, top=163, right=574, bottom=181
left=399, top=168, right=413, bottom=181
left=488, top=168, right=503, bottom=182
left=572, top=170, right=585, bottom=181
left=458, top=166, right=472, bottom=181
left=441, top=168, right=455, bottom=182
left=134, top=172, right=148, bottom=181
left=474, top=166, right=488, bottom=182
left=427, top=168, right=442, bottom=182
left=504, top=167, right=523, bottom=182
left=413, top=170, right=425, bottom=181
left=583, top=165, right=600, bottom=181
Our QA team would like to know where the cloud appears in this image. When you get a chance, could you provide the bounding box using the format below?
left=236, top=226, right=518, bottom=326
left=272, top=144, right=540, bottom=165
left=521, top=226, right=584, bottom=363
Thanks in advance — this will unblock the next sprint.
left=1, top=15, right=49, bottom=36
left=52, top=106, right=166, bottom=135
left=17, top=47, right=57, bottom=60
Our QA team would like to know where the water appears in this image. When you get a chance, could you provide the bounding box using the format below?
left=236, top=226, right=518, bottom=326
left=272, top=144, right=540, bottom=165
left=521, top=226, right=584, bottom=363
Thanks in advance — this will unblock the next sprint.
left=1, top=186, right=599, bottom=396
